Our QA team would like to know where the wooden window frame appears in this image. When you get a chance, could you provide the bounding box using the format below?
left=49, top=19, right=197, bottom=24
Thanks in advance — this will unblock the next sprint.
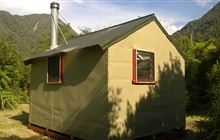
left=132, top=49, right=155, bottom=84
left=47, top=54, right=63, bottom=84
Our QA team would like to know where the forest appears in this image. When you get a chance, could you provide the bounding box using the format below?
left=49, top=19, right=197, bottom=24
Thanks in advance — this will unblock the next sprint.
left=0, top=2, right=220, bottom=139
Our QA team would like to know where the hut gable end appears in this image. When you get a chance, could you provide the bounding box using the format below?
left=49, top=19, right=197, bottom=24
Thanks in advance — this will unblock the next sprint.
left=107, top=20, right=185, bottom=138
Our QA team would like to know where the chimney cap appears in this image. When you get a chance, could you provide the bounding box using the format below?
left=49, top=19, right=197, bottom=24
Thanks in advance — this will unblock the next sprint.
left=50, top=2, right=59, bottom=10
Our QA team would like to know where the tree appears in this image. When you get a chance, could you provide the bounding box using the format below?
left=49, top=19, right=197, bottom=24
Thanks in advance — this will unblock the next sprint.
left=0, top=40, right=30, bottom=90
left=79, top=26, right=92, bottom=35
left=185, top=40, right=218, bottom=110
left=31, top=21, right=77, bottom=55
left=0, top=40, right=30, bottom=110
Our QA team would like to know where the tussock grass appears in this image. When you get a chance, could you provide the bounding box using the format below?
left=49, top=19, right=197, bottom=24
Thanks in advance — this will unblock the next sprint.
left=181, top=115, right=210, bottom=140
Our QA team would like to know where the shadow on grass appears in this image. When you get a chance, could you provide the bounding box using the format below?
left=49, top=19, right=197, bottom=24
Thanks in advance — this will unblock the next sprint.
left=186, top=105, right=210, bottom=117
left=0, top=135, right=42, bottom=140
left=10, top=111, right=29, bottom=125
left=185, top=106, right=211, bottom=139
left=195, top=119, right=217, bottom=140
left=182, top=130, right=199, bottom=140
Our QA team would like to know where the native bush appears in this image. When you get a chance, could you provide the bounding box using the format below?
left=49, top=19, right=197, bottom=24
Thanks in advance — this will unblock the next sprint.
left=202, top=63, right=220, bottom=139
left=185, top=41, right=219, bottom=111
left=0, top=88, right=29, bottom=110
left=0, top=40, right=30, bottom=110
left=0, top=90, right=18, bottom=110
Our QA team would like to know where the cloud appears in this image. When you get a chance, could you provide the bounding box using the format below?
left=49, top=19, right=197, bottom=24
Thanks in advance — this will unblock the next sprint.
left=59, top=2, right=182, bottom=34
left=158, top=17, right=183, bottom=35
left=194, top=0, right=214, bottom=7
left=0, top=0, right=85, bottom=15
left=0, top=0, right=52, bottom=15
left=59, top=2, right=150, bottom=33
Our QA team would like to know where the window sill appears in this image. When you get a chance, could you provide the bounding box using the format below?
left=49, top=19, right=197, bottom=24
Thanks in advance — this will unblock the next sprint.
left=47, top=81, right=63, bottom=85
left=132, top=80, right=156, bottom=85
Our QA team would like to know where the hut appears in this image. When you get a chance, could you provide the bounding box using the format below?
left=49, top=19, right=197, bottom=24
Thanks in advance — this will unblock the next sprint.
left=24, top=2, right=185, bottom=140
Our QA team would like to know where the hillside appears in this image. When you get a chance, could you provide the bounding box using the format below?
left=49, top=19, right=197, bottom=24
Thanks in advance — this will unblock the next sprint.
left=172, top=2, right=220, bottom=50
left=0, top=11, right=77, bottom=57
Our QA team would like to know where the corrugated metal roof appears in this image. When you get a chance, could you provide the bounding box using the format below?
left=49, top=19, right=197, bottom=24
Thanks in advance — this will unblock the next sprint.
left=24, top=14, right=185, bottom=65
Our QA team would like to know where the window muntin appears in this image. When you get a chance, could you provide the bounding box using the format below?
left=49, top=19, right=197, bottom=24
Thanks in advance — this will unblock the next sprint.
left=47, top=55, right=63, bottom=83
left=133, top=49, right=155, bottom=83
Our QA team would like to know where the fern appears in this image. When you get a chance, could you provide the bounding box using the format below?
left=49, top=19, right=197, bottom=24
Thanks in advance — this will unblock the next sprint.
left=0, top=66, right=12, bottom=89
left=0, top=90, right=18, bottom=110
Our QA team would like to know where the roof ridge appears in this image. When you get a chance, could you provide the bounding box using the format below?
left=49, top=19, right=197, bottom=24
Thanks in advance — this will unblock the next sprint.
left=71, top=13, right=155, bottom=41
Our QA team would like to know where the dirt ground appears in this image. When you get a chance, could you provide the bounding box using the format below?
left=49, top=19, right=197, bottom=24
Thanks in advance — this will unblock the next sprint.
left=0, top=104, right=208, bottom=140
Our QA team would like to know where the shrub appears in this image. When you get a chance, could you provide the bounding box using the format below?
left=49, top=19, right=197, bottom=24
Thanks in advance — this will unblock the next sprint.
left=17, top=90, right=29, bottom=104
left=197, top=63, right=220, bottom=139
left=0, top=90, right=18, bottom=110
left=0, top=88, right=29, bottom=110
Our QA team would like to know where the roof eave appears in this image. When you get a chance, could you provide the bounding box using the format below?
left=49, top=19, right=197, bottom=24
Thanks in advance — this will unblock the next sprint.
left=24, top=44, right=102, bottom=65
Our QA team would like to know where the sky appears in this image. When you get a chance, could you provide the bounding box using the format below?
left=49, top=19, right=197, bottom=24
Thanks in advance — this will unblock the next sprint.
left=0, top=0, right=219, bottom=35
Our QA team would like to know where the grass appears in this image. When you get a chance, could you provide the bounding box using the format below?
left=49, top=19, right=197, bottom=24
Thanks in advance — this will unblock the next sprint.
left=182, top=106, right=210, bottom=140
left=0, top=104, right=50, bottom=140
left=186, top=115, right=209, bottom=133
left=182, top=115, right=209, bottom=140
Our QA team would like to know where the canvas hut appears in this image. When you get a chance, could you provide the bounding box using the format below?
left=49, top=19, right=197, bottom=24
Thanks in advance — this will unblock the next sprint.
left=24, top=2, right=186, bottom=140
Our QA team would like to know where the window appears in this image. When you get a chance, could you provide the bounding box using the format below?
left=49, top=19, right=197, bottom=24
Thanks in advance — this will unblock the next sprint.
left=47, top=55, right=63, bottom=84
left=132, top=49, right=155, bottom=84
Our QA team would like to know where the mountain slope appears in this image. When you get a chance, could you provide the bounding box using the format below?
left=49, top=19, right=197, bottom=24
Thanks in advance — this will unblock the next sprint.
left=172, top=2, right=220, bottom=50
left=0, top=11, right=77, bottom=57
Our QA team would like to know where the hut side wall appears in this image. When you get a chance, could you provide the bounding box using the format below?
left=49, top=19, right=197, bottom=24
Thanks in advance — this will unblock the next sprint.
left=29, top=47, right=109, bottom=139
left=107, top=21, right=185, bottom=139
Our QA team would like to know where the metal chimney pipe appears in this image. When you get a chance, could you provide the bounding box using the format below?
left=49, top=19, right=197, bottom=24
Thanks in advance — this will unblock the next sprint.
left=50, top=2, right=59, bottom=49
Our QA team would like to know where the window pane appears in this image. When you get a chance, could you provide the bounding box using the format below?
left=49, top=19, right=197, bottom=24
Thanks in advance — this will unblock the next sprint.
left=136, top=50, right=154, bottom=82
left=48, top=55, right=60, bottom=82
